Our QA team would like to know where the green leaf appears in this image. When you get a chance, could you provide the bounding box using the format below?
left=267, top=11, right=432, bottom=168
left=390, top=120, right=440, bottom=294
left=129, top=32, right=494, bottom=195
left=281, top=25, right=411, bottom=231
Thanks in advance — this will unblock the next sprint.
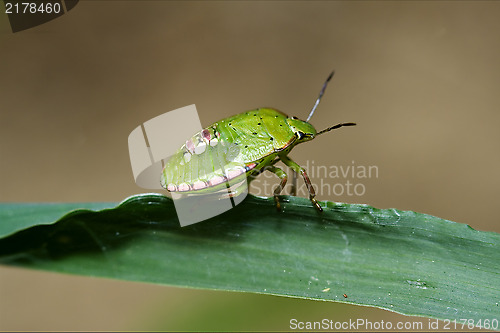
left=0, top=194, right=499, bottom=325
left=0, top=202, right=116, bottom=238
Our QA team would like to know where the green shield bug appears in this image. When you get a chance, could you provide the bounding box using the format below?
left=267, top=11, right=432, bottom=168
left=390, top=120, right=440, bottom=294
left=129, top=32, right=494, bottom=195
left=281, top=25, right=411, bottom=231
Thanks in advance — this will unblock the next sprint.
left=161, top=71, right=356, bottom=212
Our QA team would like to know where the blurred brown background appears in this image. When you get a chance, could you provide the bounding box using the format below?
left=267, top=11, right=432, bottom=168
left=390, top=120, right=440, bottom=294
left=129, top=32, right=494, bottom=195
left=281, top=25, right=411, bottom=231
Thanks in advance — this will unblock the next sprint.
left=1, top=1, right=499, bottom=331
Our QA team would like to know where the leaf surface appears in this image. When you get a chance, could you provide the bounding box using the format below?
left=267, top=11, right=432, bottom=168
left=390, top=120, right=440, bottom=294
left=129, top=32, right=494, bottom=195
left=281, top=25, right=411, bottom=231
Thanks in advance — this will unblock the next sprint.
left=0, top=194, right=499, bottom=324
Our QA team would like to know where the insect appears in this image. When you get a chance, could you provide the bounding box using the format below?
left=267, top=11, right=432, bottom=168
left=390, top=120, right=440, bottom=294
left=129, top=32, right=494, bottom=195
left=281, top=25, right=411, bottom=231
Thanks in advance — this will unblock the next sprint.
left=161, top=71, right=356, bottom=211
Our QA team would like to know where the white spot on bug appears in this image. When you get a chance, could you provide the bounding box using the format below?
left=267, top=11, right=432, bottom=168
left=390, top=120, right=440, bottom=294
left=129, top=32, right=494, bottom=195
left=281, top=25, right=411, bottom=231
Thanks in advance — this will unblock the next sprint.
left=208, top=175, right=226, bottom=187
left=225, top=166, right=245, bottom=180
left=195, top=142, right=207, bottom=155
left=210, top=137, right=218, bottom=147
left=178, top=183, right=191, bottom=192
left=192, top=180, right=207, bottom=190
left=183, top=152, right=192, bottom=163
left=186, top=139, right=195, bottom=154
left=167, top=184, right=177, bottom=192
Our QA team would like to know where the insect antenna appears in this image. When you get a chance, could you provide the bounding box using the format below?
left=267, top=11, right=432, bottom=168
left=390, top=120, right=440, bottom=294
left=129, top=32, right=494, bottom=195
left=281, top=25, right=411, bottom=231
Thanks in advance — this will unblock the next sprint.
left=317, top=122, right=356, bottom=136
left=306, top=71, right=335, bottom=122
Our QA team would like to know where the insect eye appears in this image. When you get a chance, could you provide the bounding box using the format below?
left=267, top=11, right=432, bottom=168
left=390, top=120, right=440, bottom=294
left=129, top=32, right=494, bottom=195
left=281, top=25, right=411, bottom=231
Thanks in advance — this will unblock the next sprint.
left=296, top=131, right=305, bottom=140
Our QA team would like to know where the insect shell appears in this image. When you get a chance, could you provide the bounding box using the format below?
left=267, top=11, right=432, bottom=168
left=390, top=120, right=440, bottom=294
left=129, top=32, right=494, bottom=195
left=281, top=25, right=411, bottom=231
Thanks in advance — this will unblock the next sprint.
left=160, top=72, right=356, bottom=211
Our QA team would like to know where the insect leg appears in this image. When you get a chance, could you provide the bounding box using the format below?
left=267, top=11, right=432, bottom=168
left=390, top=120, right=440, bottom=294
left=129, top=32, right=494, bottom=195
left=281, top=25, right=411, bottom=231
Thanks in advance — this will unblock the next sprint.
left=290, top=170, right=297, bottom=196
left=266, top=165, right=288, bottom=212
left=280, top=155, right=323, bottom=212
left=225, top=179, right=248, bottom=198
